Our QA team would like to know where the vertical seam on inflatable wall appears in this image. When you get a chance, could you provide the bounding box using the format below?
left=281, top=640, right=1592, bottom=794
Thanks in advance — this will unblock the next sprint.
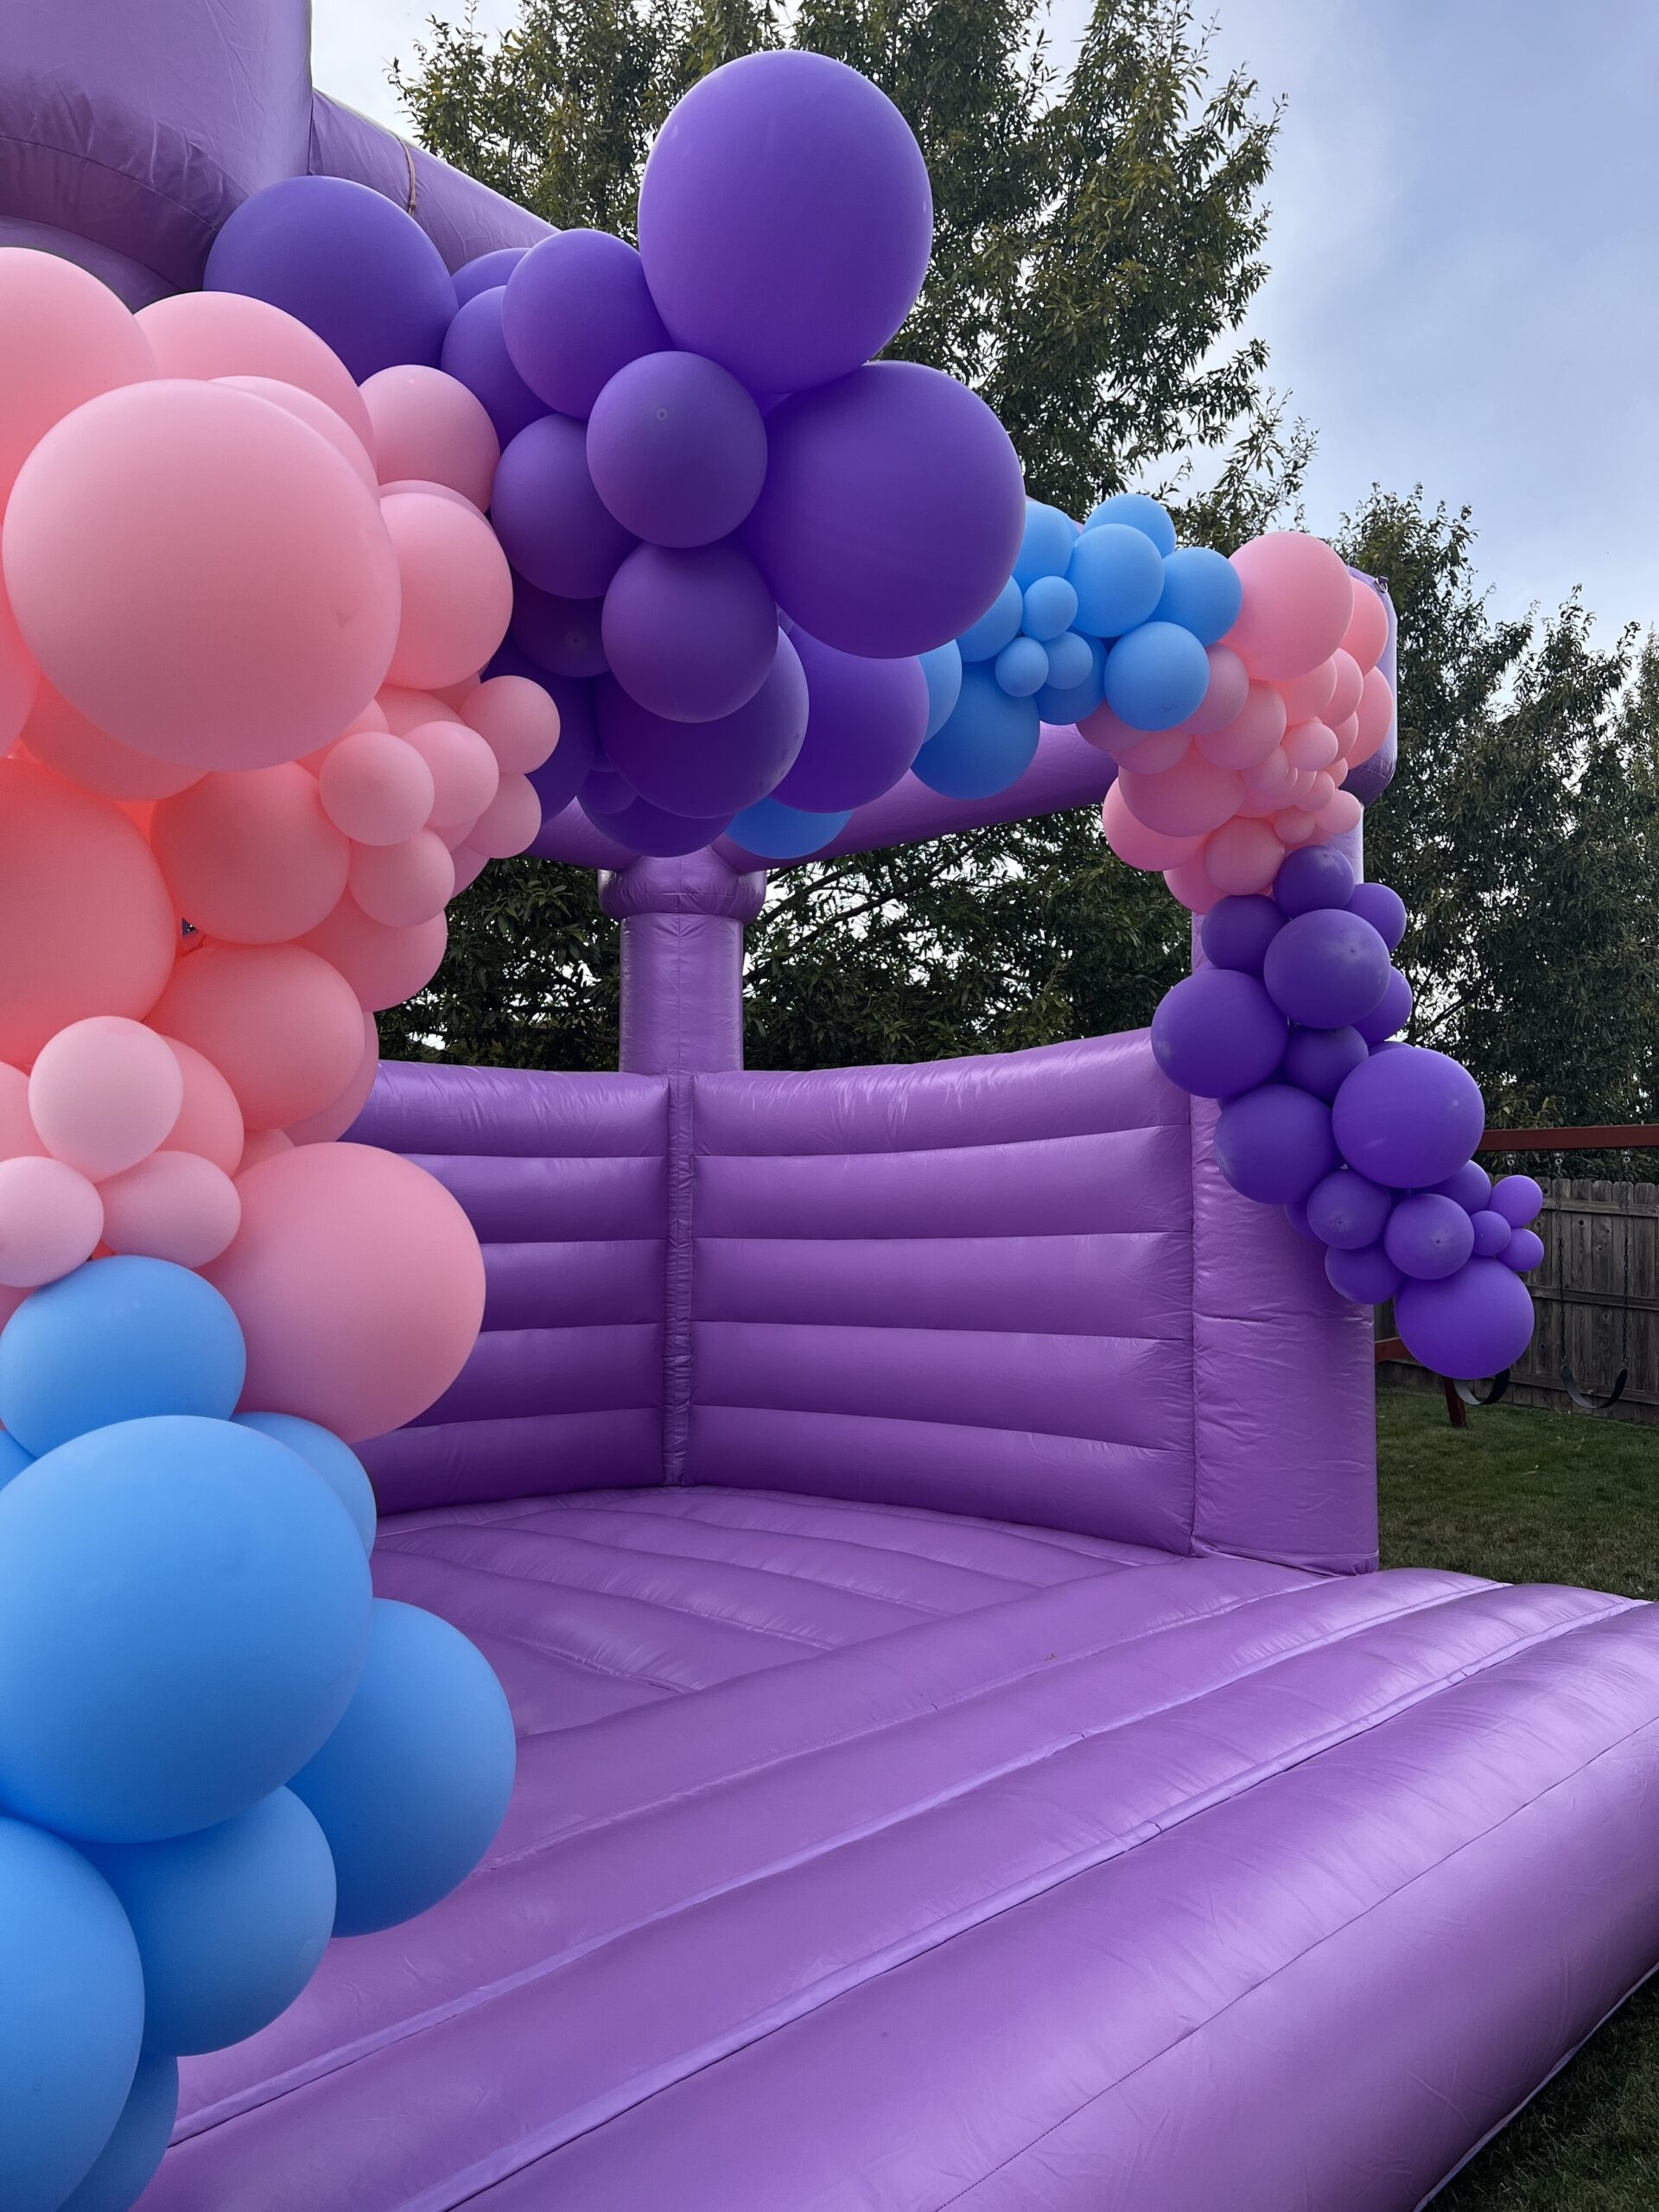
left=662, top=1072, right=696, bottom=1485
left=1185, top=1088, right=1204, bottom=1559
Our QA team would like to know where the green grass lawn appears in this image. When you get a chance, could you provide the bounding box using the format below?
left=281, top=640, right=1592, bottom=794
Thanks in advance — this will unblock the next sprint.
left=1376, top=1389, right=1659, bottom=2209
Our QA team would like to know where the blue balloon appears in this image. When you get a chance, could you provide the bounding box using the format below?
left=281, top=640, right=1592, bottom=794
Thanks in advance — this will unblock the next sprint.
left=727, top=795, right=853, bottom=860
left=918, top=640, right=963, bottom=740
left=1035, top=638, right=1107, bottom=723
left=956, top=576, right=1022, bottom=662
left=1154, top=546, right=1243, bottom=645
left=912, top=668, right=1040, bottom=798
left=0, top=1417, right=372, bottom=1843
left=994, top=636, right=1049, bottom=698
left=0, top=1258, right=246, bottom=1459
left=292, top=1599, right=517, bottom=1936
left=85, top=1789, right=335, bottom=2056
left=1066, top=524, right=1165, bottom=637
left=57, top=2051, right=178, bottom=2212
left=452, top=246, right=528, bottom=307
left=1101, top=620, right=1211, bottom=731
left=234, top=1414, right=377, bottom=1556
left=0, top=1426, right=33, bottom=1493
left=1040, top=630, right=1093, bottom=692
left=1012, top=500, right=1077, bottom=587
left=1021, top=575, right=1078, bottom=641
left=1084, top=491, right=1177, bottom=556
left=0, top=1816, right=143, bottom=2212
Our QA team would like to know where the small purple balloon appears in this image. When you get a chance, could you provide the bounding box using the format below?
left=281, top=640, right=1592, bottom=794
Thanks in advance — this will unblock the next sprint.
left=1281, top=1025, right=1369, bottom=1103
left=1470, top=1209, right=1513, bottom=1256
left=1346, top=879, right=1407, bottom=951
left=1215, top=1084, right=1338, bottom=1204
left=773, top=632, right=930, bottom=810
left=1503, top=1227, right=1545, bottom=1274
left=587, top=352, right=767, bottom=548
left=1432, top=1160, right=1492, bottom=1211
left=524, top=674, right=598, bottom=820
left=493, top=415, right=638, bottom=601
left=1490, top=1173, right=1544, bottom=1229
left=1200, top=895, right=1283, bottom=976
left=1152, top=971, right=1287, bottom=1100
left=453, top=247, right=528, bottom=306
left=1306, top=1167, right=1392, bottom=1251
left=1262, top=910, right=1392, bottom=1029
left=1273, top=842, right=1356, bottom=917
left=509, top=578, right=608, bottom=680
left=1356, top=966, right=1413, bottom=1045
left=580, top=786, right=731, bottom=857
left=503, top=231, right=670, bottom=418
left=1332, top=1046, right=1486, bottom=1192
left=1395, top=1257, right=1535, bottom=1378
left=595, top=634, right=809, bottom=816
left=602, top=540, right=779, bottom=723
left=1325, top=1241, right=1403, bottom=1304
left=440, top=288, right=548, bottom=447
left=1283, top=1196, right=1321, bottom=1243
left=1384, top=1193, right=1477, bottom=1281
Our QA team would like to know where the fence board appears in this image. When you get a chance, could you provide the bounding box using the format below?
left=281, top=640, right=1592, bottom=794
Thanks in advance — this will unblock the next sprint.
left=1472, top=1179, right=1656, bottom=1421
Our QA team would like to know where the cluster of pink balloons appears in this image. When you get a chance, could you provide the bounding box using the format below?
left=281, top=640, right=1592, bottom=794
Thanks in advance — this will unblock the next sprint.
left=1085, top=533, right=1395, bottom=912
left=0, top=247, right=559, bottom=1440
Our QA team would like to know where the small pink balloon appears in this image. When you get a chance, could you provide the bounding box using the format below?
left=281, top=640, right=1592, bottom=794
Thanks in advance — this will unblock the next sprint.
left=1349, top=666, right=1395, bottom=767
left=239, top=1128, right=296, bottom=1174
left=151, top=765, right=351, bottom=943
left=317, top=730, right=437, bottom=847
left=28, top=1015, right=183, bottom=1179
left=401, top=719, right=500, bottom=830
left=1331, top=711, right=1360, bottom=760
left=1225, top=533, right=1356, bottom=682
left=380, top=490, right=513, bottom=692
left=300, top=897, right=448, bottom=1014
left=1077, top=702, right=1147, bottom=761
left=137, top=291, right=373, bottom=447
left=1100, top=783, right=1204, bottom=872
left=22, top=682, right=205, bottom=801
left=1163, top=855, right=1220, bottom=914
left=467, top=772, right=543, bottom=861
left=205, top=1141, right=486, bottom=1441
left=0, top=1063, right=44, bottom=1161
left=1288, top=768, right=1319, bottom=803
left=349, top=830, right=455, bottom=928
left=1326, top=648, right=1364, bottom=727
left=450, top=846, right=489, bottom=895
left=1115, top=726, right=1191, bottom=775
left=0, top=584, right=40, bottom=753
left=376, top=479, right=482, bottom=515
left=0, top=1154, right=105, bottom=1287
left=1283, top=719, right=1339, bottom=772
left=1317, top=790, right=1364, bottom=836
left=1275, top=657, right=1337, bottom=724
left=0, top=251, right=156, bottom=502
left=1241, top=744, right=1296, bottom=798
left=1181, top=645, right=1250, bottom=737
left=214, top=376, right=379, bottom=493
left=1193, top=681, right=1286, bottom=770
left=161, top=1037, right=245, bottom=1176
left=1343, top=580, right=1389, bottom=673
left=1234, top=785, right=1282, bottom=821
left=1305, top=769, right=1338, bottom=810
left=360, top=367, right=499, bottom=511
left=460, top=675, right=562, bottom=774
left=1274, top=808, right=1320, bottom=848
left=99, top=1150, right=241, bottom=1266
left=1116, top=754, right=1243, bottom=838
left=149, top=943, right=365, bottom=1131
left=376, top=686, right=461, bottom=736
left=286, top=1013, right=380, bottom=1146
left=1205, top=816, right=1285, bottom=896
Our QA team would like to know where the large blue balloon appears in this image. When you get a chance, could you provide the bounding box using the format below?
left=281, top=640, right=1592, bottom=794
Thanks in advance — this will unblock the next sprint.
left=1154, top=546, right=1243, bottom=645
left=1100, top=619, right=1211, bottom=731
left=0, top=1426, right=33, bottom=1492
left=292, top=1599, right=517, bottom=1936
left=957, top=577, right=1022, bottom=664
left=911, top=667, right=1039, bottom=799
left=0, top=1816, right=143, bottom=2212
left=56, top=2051, right=178, bottom=2212
left=0, top=1257, right=246, bottom=1459
left=1083, top=491, right=1177, bottom=556
left=234, top=1412, right=378, bottom=1555
left=1035, top=637, right=1106, bottom=724
left=918, top=641, right=963, bottom=738
left=727, top=796, right=853, bottom=860
left=1067, top=524, right=1164, bottom=638
left=1013, top=502, right=1077, bottom=588
left=0, top=1417, right=372, bottom=1842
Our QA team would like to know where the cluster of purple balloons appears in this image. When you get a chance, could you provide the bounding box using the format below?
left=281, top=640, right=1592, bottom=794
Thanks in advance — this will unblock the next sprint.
left=1150, top=842, right=1540, bottom=1379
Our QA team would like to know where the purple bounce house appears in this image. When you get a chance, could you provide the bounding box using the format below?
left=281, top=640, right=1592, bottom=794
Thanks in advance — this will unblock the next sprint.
left=9, top=6, right=1659, bottom=2208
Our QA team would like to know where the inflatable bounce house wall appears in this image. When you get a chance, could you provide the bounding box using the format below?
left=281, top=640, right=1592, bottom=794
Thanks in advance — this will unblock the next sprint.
left=3, top=6, right=1658, bottom=2211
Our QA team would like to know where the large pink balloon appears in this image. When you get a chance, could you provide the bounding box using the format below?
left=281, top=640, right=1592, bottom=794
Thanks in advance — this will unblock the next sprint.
left=0, top=1063, right=44, bottom=1161
left=161, top=1037, right=245, bottom=1176
left=0, top=251, right=155, bottom=501
left=300, top=898, right=448, bottom=1014
left=286, top=1014, right=380, bottom=1146
left=361, top=368, right=499, bottom=511
left=1283, top=719, right=1339, bottom=772
left=1274, top=657, right=1337, bottom=724
left=3, top=380, right=400, bottom=767
left=1349, top=666, right=1395, bottom=767
left=22, top=682, right=205, bottom=801
left=1182, top=645, right=1249, bottom=738
left=1099, top=784, right=1203, bottom=872
left=317, top=731, right=437, bottom=847
left=206, top=1142, right=486, bottom=1441
left=149, top=944, right=365, bottom=1131
left=137, top=291, right=373, bottom=448
left=1343, top=580, right=1390, bottom=673
left=215, top=376, right=379, bottom=493
left=0, top=584, right=40, bottom=753
left=460, top=676, right=561, bottom=774
left=0, top=1154, right=104, bottom=1287
left=1116, top=753, right=1243, bottom=837
left=348, top=831, right=455, bottom=928
left=151, top=766, right=351, bottom=943
left=1317, top=789, right=1363, bottom=836
left=1163, top=855, right=1220, bottom=914
left=99, top=1150, right=242, bottom=1266
left=0, top=760, right=177, bottom=1066
left=28, top=1015, right=183, bottom=1179
left=400, top=720, right=499, bottom=830
left=1193, top=680, right=1287, bottom=770
left=1225, top=534, right=1355, bottom=682
left=1325, top=647, right=1364, bottom=728
left=380, top=491, right=513, bottom=692
left=467, top=772, right=543, bottom=861
left=1204, top=816, right=1285, bottom=895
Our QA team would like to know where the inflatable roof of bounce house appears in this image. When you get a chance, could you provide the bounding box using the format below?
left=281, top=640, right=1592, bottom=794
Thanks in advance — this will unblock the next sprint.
left=0, top=7, right=1655, bottom=2212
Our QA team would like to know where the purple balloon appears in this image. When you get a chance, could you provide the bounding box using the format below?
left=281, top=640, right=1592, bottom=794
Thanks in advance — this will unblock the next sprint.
left=594, top=635, right=809, bottom=816
left=204, top=176, right=457, bottom=381
left=509, top=578, right=608, bottom=680
left=1306, top=1167, right=1391, bottom=1251
left=1470, top=1209, right=1513, bottom=1257
left=1273, top=842, right=1356, bottom=917
left=743, top=362, right=1026, bottom=658
left=492, top=415, right=638, bottom=601
left=587, top=352, right=768, bottom=548
left=1490, top=1173, right=1544, bottom=1229
left=580, top=787, right=731, bottom=857
left=1325, top=1241, right=1403, bottom=1304
left=1356, top=966, right=1413, bottom=1045
left=1151, top=971, right=1287, bottom=1101
left=524, top=674, right=598, bottom=819
left=1281, top=1025, right=1368, bottom=1103
left=773, top=632, right=929, bottom=810
left=1395, top=1258, right=1535, bottom=1377
left=1503, top=1227, right=1545, bottom=1274
left=1432, top=1160, right=1492, bottom=1211
left=1347, top=879, right=1407, bottom=950
left=454, top=247, right=528, bottom=306
left=1384, top=1193, right=1477, bottom=1281
left=1332, top=1046, right=1486, bottom=1191
left=502, top=231, right=669, bottom=418
left=636, top=51, right=932, bottom=395
left=1200, top=895, right=1283, bottom=976
left=440, top=289, right=548, bottom=447
left=1215, top=1084, right=1338, bottom=1204
left=1283, top=1196, right=1321, bottom=1243
left=1262, top=910, right=1392, bottom=1029
left=602, top=541, right=779, bottom=723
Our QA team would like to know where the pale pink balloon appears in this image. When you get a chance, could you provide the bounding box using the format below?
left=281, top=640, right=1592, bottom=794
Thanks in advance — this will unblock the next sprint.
left=1325, top=648, right=1364, bottom=728
left=1306, top=770, right=1338, bottom=810
left=1205, top=816, right=1286, bottom=896
left=1275, top=657, right=1337, bottom=725
left=1242, top=744, right=1296, bottom=797
left=1225, top=534, right=1355, bottom=682
left=238, top=1128, right=296, bottom=1174
left=1193, top=681, right=1287, bottom=770
left=1274, top=809, right=1320, bottom=849
left=1114, top=726, right=1190, bottom=776
left=0, top=759, right=177, bottom=1068
left=377, top=686, right=461, bottom=735
left=1234, top=785, right=1283, bottom=821
left=22, top=682, right=205, bottom=801
left=3, top=380, right=400, bottom=768
left=1099, top=784, right=1204, bottom=873
left=1343, top=580, right=1389, bottom=673
left=99, top=1150, right=241, bottom=1266
left=380, top=491, right=513, bottom=692
left=1077, top=702, right=1147, bottom=761
left=1163, top=855, right=1220, bottom=914
left=450, top=847, right=489, bottom=895
left=1331, top=711, right=1361, bottom=760
left=1288, top=768, right=1319, bottom=803
left=286, top=1013, right=380, bottom=1146
left=431, top=678, right=483, bottom=709
left=29, top=1015, right=183, bottom=1179
left=1181, top=645, right=1250, bottom=738
left=1283, top=719, right=1339, bottom=772
left=0, top=585, right=40, bottom=753
left=0, top=1154, right=105, bottom=1287
left=161, top=1037, right=245, bottom=1176
left=0, top=251, right=156, bottom=502
left=1116, top=754, right=1243, bottom=838
left=460, top=674, right=562, bottom=774
left=1348, top=667, right=1395, bottom=767
left=401, top=719, right=500, bottom=830
left=151, top=765, right=351, bottom=943
left=361, top=367, right=500, bottom=510
left=206, top=1141, right=486, bottom=1442
left=136, top=291, right=373, bottom=447
left=316, top=731, right=437, bottom=847
left=467, top=772, right=543, bottom=861
left=349, top=830, right=455, bottom=928
left=0, top=1064, right=44, bottom=1161
left=300, top=897, right=448, bottom=1014
left=1318, top=790, right=1364, bottom=836
left=149, top=943, right=365, bottom=1132
left=215, top=376, right=379, bottom=493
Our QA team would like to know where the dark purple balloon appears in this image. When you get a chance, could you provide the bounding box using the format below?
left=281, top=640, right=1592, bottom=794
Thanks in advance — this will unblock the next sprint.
left=587, top=352, right=767, bottom=548
left=492, top=414, right=638, bottom=601
left=1356, top=966, right=1413, bottom=1045
left=1490, top=1173, right=1544, bottom=1229
left=1306, top=1167, right=1391, bottom=1251
left=1503, top=1228, right=1545, bottom=1274
left=636, top=50, right=932, bottom=395
left=602, top=541, right=779, bottom=723
left=503, top=231, right=669, bottom=418
left=1346, top=879, right=1407, bottom=951
left=525, top=674, right=598, bottom=819
left=1283, top=1196, right=1321, bottom=1242
left=441, top=289, right=549, bottom=447
left=1332, top=1046, right=1486, bottom=1191
left=1395, top=1258, right=1535, bottom=1377
left=1281, top=1025, right=1368, bottom=1103
left=454, top=248, right=528, bottom=306
left=773, top=632, right=930, bottom=810
left=1262, top=910, right=1392, bottom=1029
left=510, top=578, right=608, bottom=679
left=743, top=362, right=1026, bottom=658
left=1432, top=1160, right=1492, bottom=1211
left=1325, top=1242, right=1403, bottom=1304
left=594, top=635, right=809, bottom=816
left=1200, top=895, right=1283, bottom=976
left=1152, top=971, right=1287, bottom=1101
left=1215, top=1084, right=1338, bottom=1204
left=1470, top=1209, right=1513, bottom=1257
left=580, top=786, right=731, bottom=858
left=1384, top=1193, right=1476, bottom=1281
left=1273, top=842, right=1356, bottom=917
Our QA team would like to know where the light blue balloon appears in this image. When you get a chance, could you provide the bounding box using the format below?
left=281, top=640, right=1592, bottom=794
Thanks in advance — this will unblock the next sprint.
left=1066, top=524, right=1165, bottom=639
left=0, top=1257, right=245, bottom=1458
left=292, top=1599, right=517, bottom=1936
left=912, top=668, right=1040, bottom=799
left=1154, top=545, right=1243, bottom=645
left=0, top=1816, right=143, bottom=2212
left=918, top=640, right=963, bottom=740
left=956, top=575, right=1022, bottom=662
left=57, top=2051, right=178, bottom=2212
left=1041, top=630, right=1095, bottom=693
left=1102, top=620, right=1212, bottom=732
left=727, top=796, right=853, bottom=860
left=1020, top=574, right=1077, bottom=641
left=1036, top=637, right=1109, bottom=724
left=994, top=636, right=1049, bottom=698
left=0, top=1427, right=34, bottom=1494
left=1011, top=499, right=1077, bottom=587
left=234, top=1413, right=377, bottom=1555
left=1083, top=490, right=1177, bottom=556
left=0, top=1416, right=372, bottom=1843
left=84, top=1789, right=336, bottom=2056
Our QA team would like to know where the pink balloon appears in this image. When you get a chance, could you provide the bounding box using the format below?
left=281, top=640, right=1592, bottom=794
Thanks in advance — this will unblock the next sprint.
left=1225, top=533, right=1356, bottom=682
left=99, top=1149, right=241, bottom=1266
left=1317, top=790, right=1364, bottom=836
left=1100, top=785, right=1203, bottom=872
left=460, top=675, right=562, bottom=774
left=467, top=772, right=543, bottom=861
left=0, top=760, right=177, bottom=1067
left=450, top=846, right=489, bottom=894
left=22, top=682, right=205, bottom=801
left=300, top=897, right=448, bottom=1014
left=401, top=720, right=500, bottom=830
left=360, top=367, right=499, bottom=511
left=1241, top=744, right=1296, bottom=797
left=349, top=830, right=455, bottom=928
left=1077, top=702, right=1149, bottom=761
left=1163, top=856, right=1220, bottom=914
left=1182, top=645, right=1250, bottom=737
left=377, top=687, right=461, bottom=736
left=238, top=1128, right=295, bottom=1174
left=1283, top=719, right=1339, bottom=772
left=136, top=291, right=373, bottom=448
left=215, top=376, right=379, bottom=493
left=1115, top=726, right=1190, bottom=775
left=0, top=1063, right=45, bottom=1164
left=1274, top=808, right=1320, bottom=849
left=1331, top=711, right=1360, bottom=760
left=161, top=1037, right=245, bottom=1176
left=28, top=1015, right=183, bottom=1179
left=1275, top=657, right=1337, bottom=724
left=4, top=380, right=400, bottom=768
left=0, top=583, right=40, bottom=754
left=380, top=491, right=513, bottom=692
left=1193, top=681, right=1287, bottom=770
left=1204, top=816, right=1286, bottom=896
left=286, top=1013, right=380, bottom=1146
left=1305, top=769, right=1338, bottom=811
left=316, top=731, right=437, bottom=847
left=151, top=766, right=351, bottom=944
left=1343, top=579, right=1389, bottom=673
left=1326, top=648, right=1364, bottom=728
left=0, top=251, right=156, bottom=503
left=0, top=1154, right=105, bottom=1287
left=149, top=943, right=365, bottom=1131
left=1349, top=666, right=1395, bottom=767
left=1116, top=753, right=1243, bottom=838
left=376, top=480, right=482, bottom=516
left=206, top=1141, right=486, bottom=1441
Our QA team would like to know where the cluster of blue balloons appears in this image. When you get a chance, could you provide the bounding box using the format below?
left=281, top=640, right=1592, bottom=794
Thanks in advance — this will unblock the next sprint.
left=0, top=1259, right=515, bottom=2212
left=1149, top=844, right=1541, bottom=1381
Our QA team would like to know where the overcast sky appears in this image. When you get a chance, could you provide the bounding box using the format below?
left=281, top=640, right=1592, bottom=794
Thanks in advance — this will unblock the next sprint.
left=315, top=0, right=1659, bottom=639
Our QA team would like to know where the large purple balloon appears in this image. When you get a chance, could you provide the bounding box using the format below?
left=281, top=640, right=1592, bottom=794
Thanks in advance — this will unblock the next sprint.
left=1432, top=1160, right=1492, bottom=1211
left=587, top=352, right=767, bottom=548
left=503, top=232, right=669, bottom=418
left=1151, top=971, right=1287, bottom=1100
left=1384, top=1193, right=1476, bottom=1281
left=637, top=51, right=932, bottom=395
left=1347, top=879, right=1408, bottom=950
left=524, top=674, right=598, bottom=818
left=1306, top=1167, right=1391, bottom=1251
left=493, top=415, right=638, bottom=601
left=1332, top=1046, right=1485, bottom=1190
left=580, top=786, right=731, bottom=858
left=1395, top=1258, right=1535, bottom=1378
left=743, top=362, right=1026, bottom=657
left=1215, top=1084, right=1338, bottom=1204
left=454, top=248, right=528, bottom=306
left=1200, top=895, right=1282, bottom=976
left=205, top=176, right=457, bottom=382
left=1356, top=966, right=1413, bottom=1045
left=441, top=289, right=548, bottom=447
left=594, top=635, right=809, bottom=816
left=602, top=541, right=778, bottom=722
left=1273, top=842, right=1356, bottom=917
left=1281, top=1025, right=1368, bottom=1102
left=773, top=632, right=929, bottom=810
left=1262, top=910, right=1392, bottom=1029
left=509, top=578, right=608, bottom=679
